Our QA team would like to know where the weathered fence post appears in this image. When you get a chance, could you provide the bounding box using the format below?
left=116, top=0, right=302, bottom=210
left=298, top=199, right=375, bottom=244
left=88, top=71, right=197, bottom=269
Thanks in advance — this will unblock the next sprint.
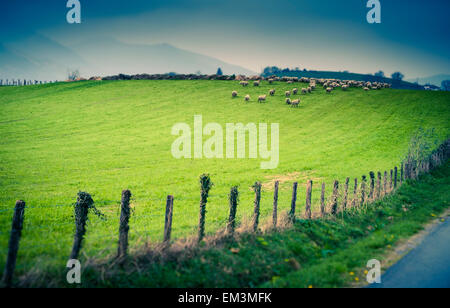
left=252, top=182, right=262, bottom=232
left=2, top=200, right=26, bottom=287
left=117, top=190, right=131, bottom=258
left=389, top=170, right=393, bottom=192
left=360, top=176, right=367, bottom=206
left=305, top=180, right=313, bottom=219
left=400, top=163, right=404, bottom=184
left=226, top=186, right=239, bottom=235
left=331, top=180, right=339, bottom=215
left=272, top=181, right=279, bottom=229
left=198, top=174, right=213, bottom=242
left=343, top=177, right=349, bottom=210
left=369, top=172, right=375, bottom=200
left=320, top=183, right=326, bottom=217
left=289, top=182, right=298, bottom=222
left=376, top=172, right=382, bottom=199
left=163, top=195, right=174, bottom=243
left=383, top=171, right=388, bottom=195
left=352, top=178, right=358, bottom=207
left=70, top=192, right=94, bottom=260
left=394, top=167, right=398, bottom=189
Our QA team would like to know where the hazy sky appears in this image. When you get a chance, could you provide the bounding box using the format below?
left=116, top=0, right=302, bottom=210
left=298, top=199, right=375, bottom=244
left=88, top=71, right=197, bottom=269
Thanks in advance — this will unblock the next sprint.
left=1, top=0, right=450, bottom=78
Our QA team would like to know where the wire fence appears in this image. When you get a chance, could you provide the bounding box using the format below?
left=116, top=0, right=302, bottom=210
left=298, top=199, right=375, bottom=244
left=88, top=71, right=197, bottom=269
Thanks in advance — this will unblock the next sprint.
left=1, top=138, right=449, bottom=285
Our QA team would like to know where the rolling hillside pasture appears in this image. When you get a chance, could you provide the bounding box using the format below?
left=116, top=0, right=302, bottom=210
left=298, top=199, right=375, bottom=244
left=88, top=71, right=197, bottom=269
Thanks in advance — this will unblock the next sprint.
left=0, top=80, right=449, bottom=277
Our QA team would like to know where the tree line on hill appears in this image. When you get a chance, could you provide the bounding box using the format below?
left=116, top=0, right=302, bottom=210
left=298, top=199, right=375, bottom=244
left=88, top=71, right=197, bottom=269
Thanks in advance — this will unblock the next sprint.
left=260, top=67, right=426, bottom=90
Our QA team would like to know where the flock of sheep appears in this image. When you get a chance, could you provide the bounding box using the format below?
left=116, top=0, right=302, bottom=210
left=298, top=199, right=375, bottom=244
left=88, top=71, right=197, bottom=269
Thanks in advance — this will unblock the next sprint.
left=231, top=76, right=391, bottom=107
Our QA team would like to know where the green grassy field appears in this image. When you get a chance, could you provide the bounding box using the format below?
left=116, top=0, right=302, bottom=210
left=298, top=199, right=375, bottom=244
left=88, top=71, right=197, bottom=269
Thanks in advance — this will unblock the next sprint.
left=19, top=162, right=450, bottom=287
left=0, top=80, right=449, bottom=277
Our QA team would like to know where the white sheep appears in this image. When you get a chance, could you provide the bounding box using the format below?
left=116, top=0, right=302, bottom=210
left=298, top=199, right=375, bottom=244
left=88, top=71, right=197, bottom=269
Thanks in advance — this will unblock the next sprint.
left=292, top=88, right=298, bottom=95
left=291, top=99, right=300, bottom=107
left=245, top=95, right=251, bottom=101
left=254, top=80, right=260, bottom=87
left=285, top=91, right=291, bottom=97
left=232, top=91, right=238, bottom=98
left=269, top=89, right=276, bottom=96
left=326, top=87, right=333, bottom=93
left=258, top=95, right=267, bottom=103
left=301, top=88, right=307, bottom=94
left=285, top=98, right=291, bottom=105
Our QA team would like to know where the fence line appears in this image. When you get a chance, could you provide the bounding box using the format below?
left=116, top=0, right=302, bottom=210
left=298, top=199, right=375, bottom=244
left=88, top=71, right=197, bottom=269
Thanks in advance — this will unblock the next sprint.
left=1, top=138, right=449, bottom=285
left=0, top=80, right=58, bottom=87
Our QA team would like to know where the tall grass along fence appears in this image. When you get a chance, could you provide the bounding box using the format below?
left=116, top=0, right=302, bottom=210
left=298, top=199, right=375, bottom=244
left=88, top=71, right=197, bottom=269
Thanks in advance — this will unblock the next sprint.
left=1, top=139, right=449, bottom=286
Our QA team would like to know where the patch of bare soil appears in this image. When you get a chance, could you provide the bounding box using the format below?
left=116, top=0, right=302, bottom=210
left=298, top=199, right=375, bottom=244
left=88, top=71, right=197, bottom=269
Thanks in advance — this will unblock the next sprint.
left=260, top=171, right=323, bottom=191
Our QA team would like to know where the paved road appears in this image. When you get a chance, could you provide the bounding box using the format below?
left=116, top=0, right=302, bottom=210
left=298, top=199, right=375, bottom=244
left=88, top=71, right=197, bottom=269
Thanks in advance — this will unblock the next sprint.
left=370, top=218, right=450, bottom=288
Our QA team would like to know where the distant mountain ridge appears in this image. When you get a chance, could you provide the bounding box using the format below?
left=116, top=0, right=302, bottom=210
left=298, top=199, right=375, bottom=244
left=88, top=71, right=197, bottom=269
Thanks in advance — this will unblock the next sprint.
left=0, top=35, right=256, bottom=80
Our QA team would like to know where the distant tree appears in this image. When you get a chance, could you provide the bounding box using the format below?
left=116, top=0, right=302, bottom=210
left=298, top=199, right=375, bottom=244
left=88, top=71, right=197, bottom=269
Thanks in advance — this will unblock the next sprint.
left=195, top=70, right=202, bottom=75
left=374, top=70, right=385, bottom=78
left=441, top=80, right=450, bottom=91
left=262, top=66, right=281, bottom=76
left=67, top=69, right=80, bottom=81
left=216, top=68, right=223, bottom=76
left=391, top=72, right=404, bottom=81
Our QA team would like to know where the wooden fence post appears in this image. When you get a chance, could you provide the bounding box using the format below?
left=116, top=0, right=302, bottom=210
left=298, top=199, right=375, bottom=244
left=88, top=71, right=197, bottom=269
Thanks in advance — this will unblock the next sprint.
left=360, top=176, right=367, bottom=206
left=305, top=180, right=313, bottom=219
left=389, top=170, right=393, bottom=192
left=331, top=180, right=339, bottom=215
left=2, top=200, right=26, bottom=287
left=163, top=195, right=174, bottom=243
left=376, top=172, right=382, bottom=199
left=226, top=186, right=239, bottom=235
left=343, top=177, right=349, bottom=210
left=198, top=174, right=213, bottom=242
left=289, top=182, right=298, bottom=222
left=320, top=183, right=326, bottom=217
left=394, top=167, right=398, bottom=189
left=400, top=163, right=404, bottom=184
left=411, top=161, right=417, bottom=180
left=252, top=182, right=262, bottom=232
left=369, top=172, right=375, bottom=200
left=117, top=190, right=131, bottom=258
left=272, top=181, right=279, bottom=229
left=70, top=192, right=93, bottom=260
left=383, top=171, right=388, bottom=195
left=352, top=178, right=358, bottom=207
